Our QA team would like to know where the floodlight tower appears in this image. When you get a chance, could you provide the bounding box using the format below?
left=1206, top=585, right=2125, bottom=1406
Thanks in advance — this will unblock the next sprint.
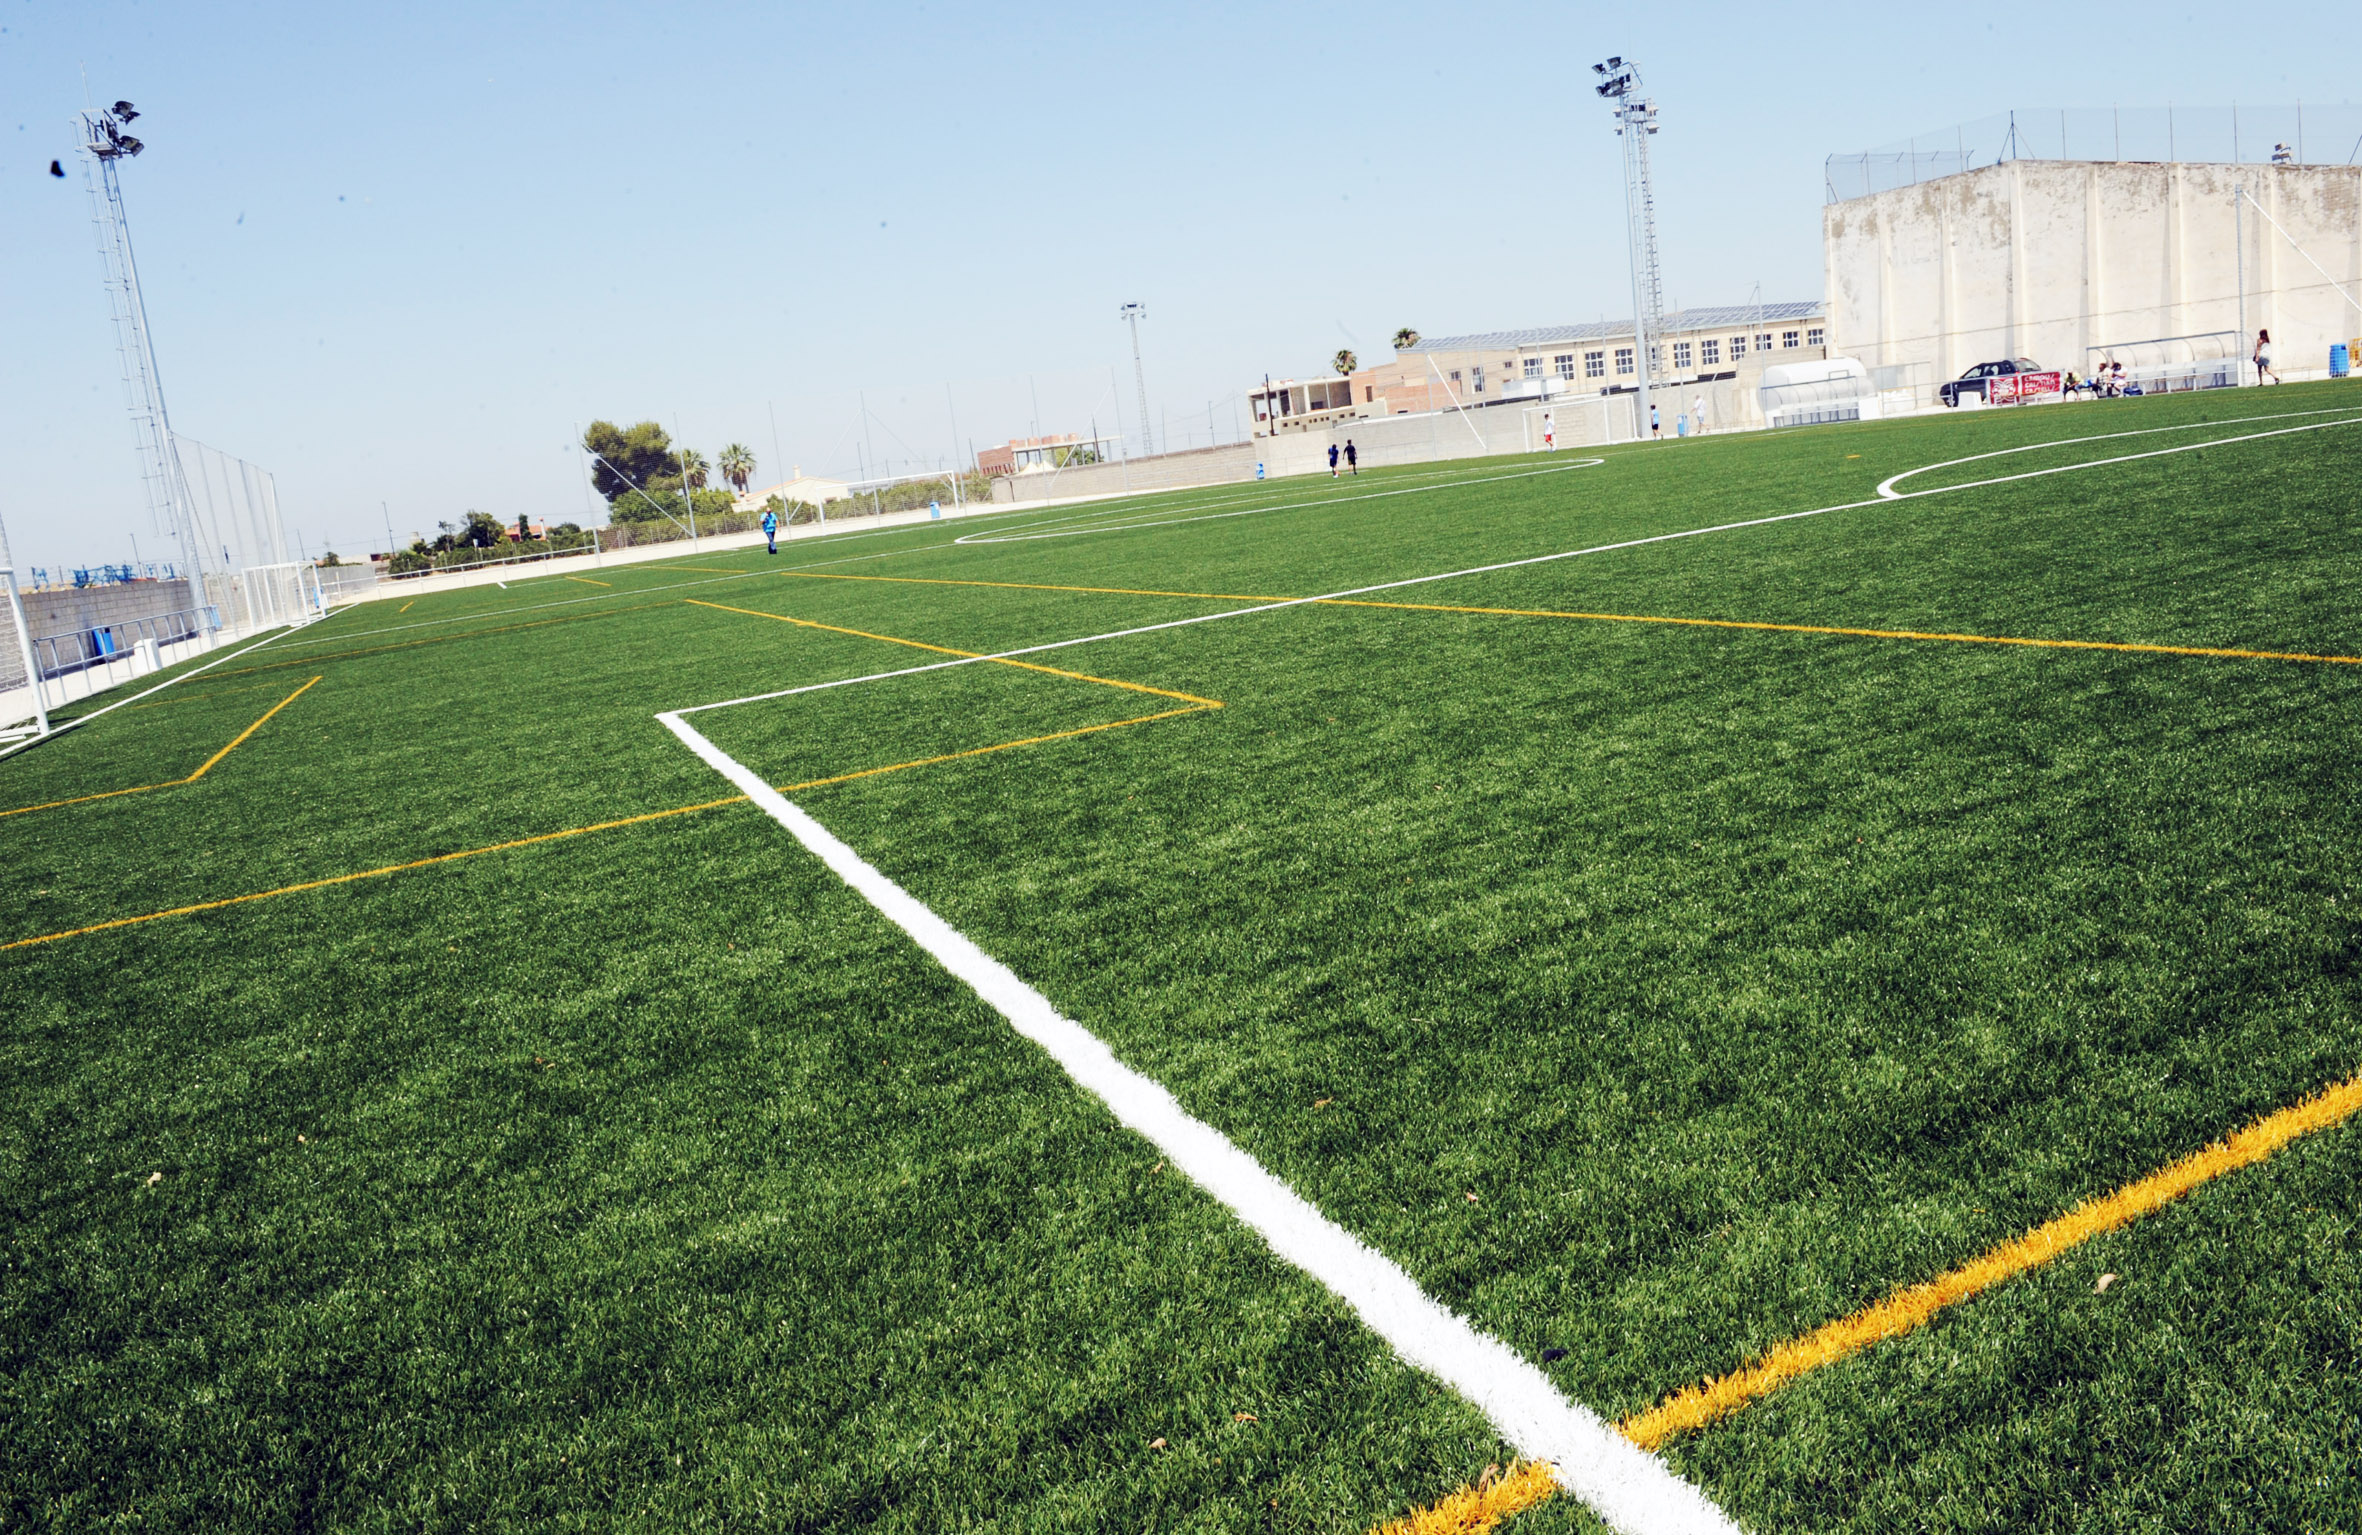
left=1593, top=58, right=1663, bottom=435
left=1120, top=302, right=1154, bottom=457
left=80, top=100, right=202, bottom=581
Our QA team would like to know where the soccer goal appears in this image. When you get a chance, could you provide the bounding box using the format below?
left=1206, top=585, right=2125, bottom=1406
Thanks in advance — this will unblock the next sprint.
left=203, top=561, right=322, bottom=637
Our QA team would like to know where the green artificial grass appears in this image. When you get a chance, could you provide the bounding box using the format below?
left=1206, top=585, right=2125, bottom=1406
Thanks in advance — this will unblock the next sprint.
left=7, top=384, right=2362, bottom=1532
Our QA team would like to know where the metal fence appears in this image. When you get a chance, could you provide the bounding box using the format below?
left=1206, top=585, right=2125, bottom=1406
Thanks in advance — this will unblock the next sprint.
left=1829, top=104, right=2362, bottom=201
left=30, top=604, right=211, bottom=684
left=176, top=435, right=290, bottom=576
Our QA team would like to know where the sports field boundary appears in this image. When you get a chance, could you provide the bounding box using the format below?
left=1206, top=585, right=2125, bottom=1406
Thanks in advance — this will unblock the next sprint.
left=657, top=705, right=1742, bottom=1535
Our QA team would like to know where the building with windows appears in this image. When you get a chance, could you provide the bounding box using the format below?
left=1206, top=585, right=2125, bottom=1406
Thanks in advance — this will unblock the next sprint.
left=1249, top=303, right=1827, bottom=436
left=975, top=433, right=1120, bottom=477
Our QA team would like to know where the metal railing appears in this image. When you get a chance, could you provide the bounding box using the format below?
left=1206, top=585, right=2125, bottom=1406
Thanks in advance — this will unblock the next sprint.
left=30, top=604, right=213, bottom=684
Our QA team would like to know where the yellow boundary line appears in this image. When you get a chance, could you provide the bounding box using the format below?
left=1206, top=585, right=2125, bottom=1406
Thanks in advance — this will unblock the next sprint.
left=683, top=598, right=1225, bottom=706
left=5, top=613, right=1220, bottom=951
left=1320, top=598, right=2362, bottom=667
left=565, top=575, right=611, bottom=587
left=762, top=571, right=2362, bottom=669
left=0, top=677, right=323, bottom=820
left=210, top=601, right=674, bottom=678
left=397, top=600, right=416, bottom=613
left=1368, top=1065, right=2362, bottom=1533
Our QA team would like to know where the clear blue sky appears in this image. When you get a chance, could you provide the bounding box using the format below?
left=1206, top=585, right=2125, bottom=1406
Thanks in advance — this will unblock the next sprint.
left=4, top=2, right=2356, bottom=567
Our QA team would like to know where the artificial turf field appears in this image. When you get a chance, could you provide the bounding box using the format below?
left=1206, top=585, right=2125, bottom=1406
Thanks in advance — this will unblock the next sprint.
left=8, top=383, right=2362, bottom=1533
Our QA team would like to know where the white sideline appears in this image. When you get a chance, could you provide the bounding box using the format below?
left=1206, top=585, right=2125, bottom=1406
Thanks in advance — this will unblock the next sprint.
left=953, top=458, right=1608, bottom=544
left=657, top=708, right=1741, bottom=1535
left=0, top=605, right=348, bottom=766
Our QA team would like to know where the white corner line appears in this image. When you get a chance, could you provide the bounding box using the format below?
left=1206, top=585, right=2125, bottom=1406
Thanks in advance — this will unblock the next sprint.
left=655, top=708, right=1740, bottom=1535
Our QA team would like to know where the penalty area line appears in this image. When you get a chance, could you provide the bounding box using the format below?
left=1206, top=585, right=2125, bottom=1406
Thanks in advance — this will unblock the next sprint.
left=655, top=709, right=1739, bottom=1535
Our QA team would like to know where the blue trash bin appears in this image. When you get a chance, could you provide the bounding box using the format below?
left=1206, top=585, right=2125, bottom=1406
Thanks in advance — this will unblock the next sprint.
left=2333, top=343, right=2351, bottom=379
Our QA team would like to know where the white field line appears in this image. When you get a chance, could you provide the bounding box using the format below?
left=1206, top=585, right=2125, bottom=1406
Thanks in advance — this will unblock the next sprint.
left=961, top=458, right=1614, bottom=543
left=649, top=409, right=2362, bottom=1529
left=1875, top=402, right=2362, bottom=498
left=276, top=465, right=1527, bottom=652
left=657, top=708, right=1740, bottom=1535
left=952, top=459, right=1608, bottom=544
left=0, top=606, right=348, bottom=766
left=681, top=407, right=2362, bottom=717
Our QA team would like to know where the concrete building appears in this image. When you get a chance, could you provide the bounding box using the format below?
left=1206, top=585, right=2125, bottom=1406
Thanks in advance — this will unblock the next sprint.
left=737, top=466, right=851, bottom=513
left=1825, top=159, right=2362, bottom=393
left=1252, top=304, right=1827, bottom=438
left=975, top=433, right=1118, bottom=476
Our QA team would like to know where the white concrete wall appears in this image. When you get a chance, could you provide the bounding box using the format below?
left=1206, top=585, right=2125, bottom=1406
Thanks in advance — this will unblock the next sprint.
left=1826, top=160, right=2362, bottom=383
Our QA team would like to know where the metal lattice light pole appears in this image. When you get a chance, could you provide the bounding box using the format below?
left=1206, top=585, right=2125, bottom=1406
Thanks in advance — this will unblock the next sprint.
left=1120, top=303, right=1154, bottom=457
left=1594, top=58, right=1663, bottom=436
left=80, top=100, right=202, bottom=583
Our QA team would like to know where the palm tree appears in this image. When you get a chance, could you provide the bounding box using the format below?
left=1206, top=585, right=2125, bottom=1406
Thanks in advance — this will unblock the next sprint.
left=717, top=443, right=756, bottom=495
left=1333, top=348, right=1357, bottom=376
left=678, top=449, right=710, bottom=492
left=1392, top=327, right=1420, bottom=351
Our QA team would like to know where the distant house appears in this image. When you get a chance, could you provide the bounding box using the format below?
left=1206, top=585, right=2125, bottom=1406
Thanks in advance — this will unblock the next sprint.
left=737, top=466, right=850, bottom=513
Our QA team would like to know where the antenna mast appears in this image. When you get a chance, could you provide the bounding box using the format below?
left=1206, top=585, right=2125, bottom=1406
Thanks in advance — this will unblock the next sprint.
left=1594, top=58, right=1663, bottom=435
left=80, top=100, right=201, bottom=580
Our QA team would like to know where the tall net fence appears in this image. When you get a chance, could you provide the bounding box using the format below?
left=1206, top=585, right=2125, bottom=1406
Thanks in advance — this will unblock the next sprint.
left=175, top=435, right=290, bottom=575
left=1829, top=105, right=2362, bottom=201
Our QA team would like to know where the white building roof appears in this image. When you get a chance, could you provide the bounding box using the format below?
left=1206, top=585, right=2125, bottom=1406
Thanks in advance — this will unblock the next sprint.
left=1404, top=302, right=1825, bottom=353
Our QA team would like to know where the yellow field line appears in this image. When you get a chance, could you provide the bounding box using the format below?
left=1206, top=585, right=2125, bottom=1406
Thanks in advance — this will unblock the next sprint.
left=210, top=601, right=672, bottom=678
left=0, top=677, right=322, bottom=820
left=3, top=691, right=1214, bottom=951
left=763, top=574, right=2362, bottom=667
left=1319, top=599, right=2362, bottom=667
left=1369, top=1065, right=2362, bottom=1533
left=565, top=575, right=611, bottom=587
left=780, top=571, right=1284, bottom=603
left=684, top=598, right=1225, bottom=706
left=398, top=600, right=415, bottom=613
left=1618, top=1064, right=2362, bottom=1448
left=0, top=795, right=749, bottom=951
left=668, top=564, right=759, bottom=574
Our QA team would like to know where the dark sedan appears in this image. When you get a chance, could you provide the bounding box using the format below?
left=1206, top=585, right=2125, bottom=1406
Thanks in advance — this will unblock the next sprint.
left=1940, top=358, right=2044, bottom=406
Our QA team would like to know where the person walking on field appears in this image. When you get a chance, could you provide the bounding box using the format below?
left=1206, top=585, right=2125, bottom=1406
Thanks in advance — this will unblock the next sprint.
left=1328, top=443, right=1340, bottom=478
left=2254, top=329, right=2280, bottom=385
left=1344, top=439, right=1358, bottom=475
left=1690, top=395, right=1705, bottom=437
left=761, top=504, right=780, bottom=554
left=1650, top=403, right=1661, bottom=439
left=1542, top=410, right=1556, bottom=451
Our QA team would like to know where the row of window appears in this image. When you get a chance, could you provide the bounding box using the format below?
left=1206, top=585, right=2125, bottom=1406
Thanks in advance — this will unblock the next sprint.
left=1445, top=326, right=1824, bottom=394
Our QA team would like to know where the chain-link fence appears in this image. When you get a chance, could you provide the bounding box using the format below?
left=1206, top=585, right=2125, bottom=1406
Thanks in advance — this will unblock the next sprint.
left=1829, top=105, right=2362, bottom=202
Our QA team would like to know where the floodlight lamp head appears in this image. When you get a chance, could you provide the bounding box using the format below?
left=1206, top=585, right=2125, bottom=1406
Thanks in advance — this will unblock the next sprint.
left=1607, top=55, right=1621, bottom=67
left=112, top=101, right=139, bottom=122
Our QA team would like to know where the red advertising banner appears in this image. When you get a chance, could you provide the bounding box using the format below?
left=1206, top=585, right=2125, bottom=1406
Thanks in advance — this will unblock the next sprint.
left=1990, top=370, right=2063, bottom=405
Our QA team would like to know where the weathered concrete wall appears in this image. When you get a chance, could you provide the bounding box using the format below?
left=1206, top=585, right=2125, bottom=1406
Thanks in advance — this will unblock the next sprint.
left=0, top=579, right=201, bottom=689
left=1827, top=161, right=2362, bottom=384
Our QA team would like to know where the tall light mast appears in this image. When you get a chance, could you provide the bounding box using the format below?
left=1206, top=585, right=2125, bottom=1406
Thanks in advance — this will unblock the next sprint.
left=1593, top=58, right=1663, bottom=435
left=80, top=100, right=201, bottom=579
left=1120, top=302, right=1154, bottom=457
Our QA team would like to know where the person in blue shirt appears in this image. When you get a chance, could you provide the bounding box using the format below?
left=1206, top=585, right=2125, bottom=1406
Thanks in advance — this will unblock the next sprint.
left=1328, top=443, right=1340, bottom=478
left=761, top=505, right=779, bottom=554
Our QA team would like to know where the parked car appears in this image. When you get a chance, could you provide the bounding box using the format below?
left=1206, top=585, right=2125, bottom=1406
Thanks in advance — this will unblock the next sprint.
left=1940, top=358, right=2044, bottom=406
